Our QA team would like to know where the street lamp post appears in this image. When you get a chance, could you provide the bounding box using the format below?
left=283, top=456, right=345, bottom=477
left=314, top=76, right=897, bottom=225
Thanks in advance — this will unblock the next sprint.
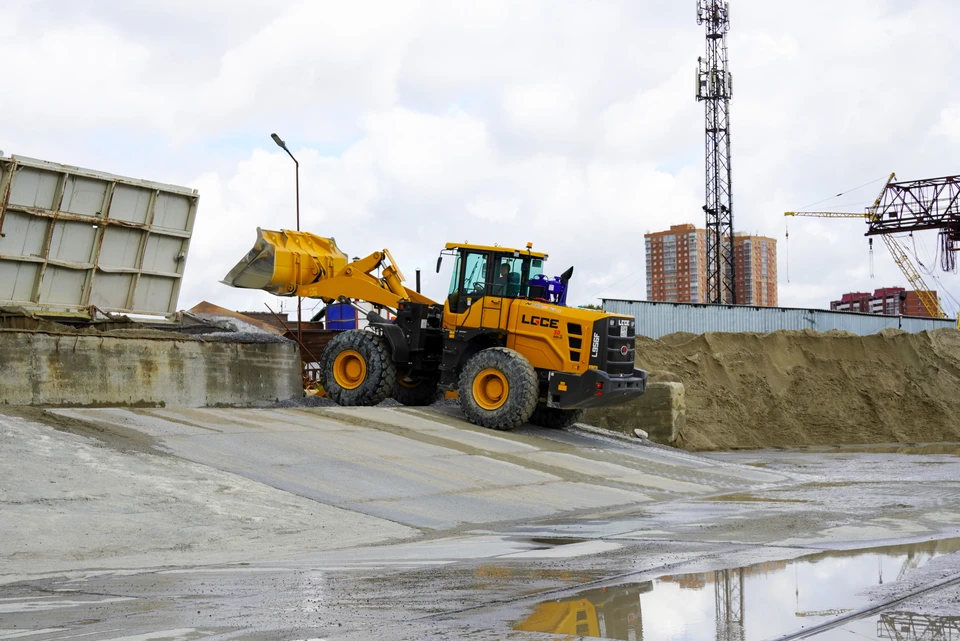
left=270, top=133, right=302, bottom=355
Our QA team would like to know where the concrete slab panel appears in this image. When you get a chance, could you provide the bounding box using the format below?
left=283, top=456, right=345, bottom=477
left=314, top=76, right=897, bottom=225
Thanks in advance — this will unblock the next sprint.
left=145, top=408, right=306, bottom=433
left=527, top=451, right=716, bottom=494
left=0, top=415, right=415, bottom=578
left=322, top=406, right=454, bottom=430
left=158, top=408, right=361, bottom=434
left=44, top=407, right=797, bottom=536
left=323, top=407, right=541, bottom=453
left=209, top=458, right=469, bottom=504
left=226, top=454, right=561, bottom=506
left=419, top=427, right=542, bottom=454
left=349, top=482, right=651, bottom=529
left=50, top=408, right=215, bottom=436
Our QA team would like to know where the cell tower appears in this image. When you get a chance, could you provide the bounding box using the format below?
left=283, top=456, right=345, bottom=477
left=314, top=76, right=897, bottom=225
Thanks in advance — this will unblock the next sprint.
left=696, top=0, right=736, bottom=304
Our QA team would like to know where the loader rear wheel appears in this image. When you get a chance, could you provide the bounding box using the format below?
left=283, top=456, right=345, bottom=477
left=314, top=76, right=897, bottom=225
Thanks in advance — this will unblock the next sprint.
left=392, top=372, right=440, bottom=406
left=458, top=347, right=537, bottom=431
left=319, top=330, right=396, bottom=406
left=528, top=404, right=585, bottom=429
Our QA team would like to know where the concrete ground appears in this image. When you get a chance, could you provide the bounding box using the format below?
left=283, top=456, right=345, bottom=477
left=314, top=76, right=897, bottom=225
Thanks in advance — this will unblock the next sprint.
left=2, top=406, right=960, bottom=640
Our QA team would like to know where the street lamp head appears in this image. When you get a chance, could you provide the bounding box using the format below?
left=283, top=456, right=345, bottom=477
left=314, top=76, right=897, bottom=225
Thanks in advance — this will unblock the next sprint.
left=270, top=133, right=287, bottom=150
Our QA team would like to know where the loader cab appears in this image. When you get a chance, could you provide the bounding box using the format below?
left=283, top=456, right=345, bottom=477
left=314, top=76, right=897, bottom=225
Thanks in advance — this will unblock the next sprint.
left=442, top=244, right=547, bottom=315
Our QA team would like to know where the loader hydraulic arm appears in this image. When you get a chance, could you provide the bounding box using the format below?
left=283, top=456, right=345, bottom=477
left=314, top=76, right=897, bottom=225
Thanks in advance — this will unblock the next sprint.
left=222, top=228, right=437, bottom=310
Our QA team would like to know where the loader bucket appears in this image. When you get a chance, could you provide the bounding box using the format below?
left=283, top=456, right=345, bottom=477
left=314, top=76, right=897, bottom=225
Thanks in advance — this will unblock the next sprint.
left=222, top=228, right=285, bottom=294
left=221, top=227, right=349, bottom=296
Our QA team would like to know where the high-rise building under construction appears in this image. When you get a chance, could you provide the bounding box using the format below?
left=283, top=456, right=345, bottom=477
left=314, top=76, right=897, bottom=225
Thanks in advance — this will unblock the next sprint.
left=645, top=224, right=777, bottom=306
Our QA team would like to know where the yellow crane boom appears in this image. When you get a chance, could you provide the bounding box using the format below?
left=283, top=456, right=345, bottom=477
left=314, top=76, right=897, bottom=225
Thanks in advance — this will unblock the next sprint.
left=785, top=173, right=947, bottom=318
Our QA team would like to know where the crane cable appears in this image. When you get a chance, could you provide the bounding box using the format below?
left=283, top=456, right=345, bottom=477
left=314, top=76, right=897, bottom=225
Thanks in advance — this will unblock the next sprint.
left=785, top=222, right=789, bottom=283
left=788, top=174, right=891, bottom=284
left=794, top=174, right=890, bottom=212
left=910, top=233, right=937, bottom=276
left=900, top=234, right=960, bottom=316
left=592, top=264, right=646, bottom=299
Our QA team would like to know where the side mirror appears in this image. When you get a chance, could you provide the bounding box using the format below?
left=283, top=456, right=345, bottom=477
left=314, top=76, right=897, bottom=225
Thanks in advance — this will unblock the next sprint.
left=560, top=266, right=574, bottom=284
left=436, top=255, right=443, bottom=273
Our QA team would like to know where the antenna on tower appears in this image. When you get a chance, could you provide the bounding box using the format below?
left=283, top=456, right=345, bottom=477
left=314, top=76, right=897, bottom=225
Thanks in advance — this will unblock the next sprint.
left=696, top=0, right=736, bottom=304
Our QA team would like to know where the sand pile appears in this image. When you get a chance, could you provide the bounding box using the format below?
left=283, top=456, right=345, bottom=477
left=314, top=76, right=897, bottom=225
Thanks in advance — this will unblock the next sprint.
left=634, top=328, right=960, bottom=451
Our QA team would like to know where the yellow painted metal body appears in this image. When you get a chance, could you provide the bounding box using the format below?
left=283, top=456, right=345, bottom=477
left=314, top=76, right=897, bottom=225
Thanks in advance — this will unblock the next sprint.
left=514, top=600, right=600, bottom=636
left=222, top=228, right=349, bottom=295
left=223, top=228, right=437, bottom=309
left=444, top=241, right=548, bottom=259
left=472, top=368, right=509, bottom=410
left=442, top=296, right=604, bottom=373
left=332, top=350, right=366, bottom=390
left=511, top=581, right=651, bottom=636
left=224, top=230, right=618, bottom=380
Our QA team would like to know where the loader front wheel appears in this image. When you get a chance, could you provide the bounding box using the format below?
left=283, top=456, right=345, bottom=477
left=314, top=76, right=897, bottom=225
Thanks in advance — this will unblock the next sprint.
left=458, top=347, right=538, bottom=430
left=320, top=330, right=396, bottom=406
left=528, top=403, right=585, bottom=429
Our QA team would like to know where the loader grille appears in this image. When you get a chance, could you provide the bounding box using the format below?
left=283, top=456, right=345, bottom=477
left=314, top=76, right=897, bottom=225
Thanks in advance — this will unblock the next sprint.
left=590, top=316, right=636, bottom=376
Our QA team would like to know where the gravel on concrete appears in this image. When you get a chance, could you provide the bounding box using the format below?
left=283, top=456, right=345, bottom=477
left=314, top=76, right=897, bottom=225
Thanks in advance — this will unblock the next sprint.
left=191, top=314, right=292, bottom=344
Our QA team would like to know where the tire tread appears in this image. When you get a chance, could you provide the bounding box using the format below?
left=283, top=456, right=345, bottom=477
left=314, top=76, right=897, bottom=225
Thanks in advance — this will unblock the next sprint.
left=319, top=330, right=396, bottom=406
left=458, top=347, right=538, bottom=430
left=529, top=404, right=585, bottom=429
left=392, top=373, right=440, bottom=406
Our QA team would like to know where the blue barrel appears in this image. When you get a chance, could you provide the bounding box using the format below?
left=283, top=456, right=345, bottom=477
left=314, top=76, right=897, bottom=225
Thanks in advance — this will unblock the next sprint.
left=327, top=303, right=358, bottom=330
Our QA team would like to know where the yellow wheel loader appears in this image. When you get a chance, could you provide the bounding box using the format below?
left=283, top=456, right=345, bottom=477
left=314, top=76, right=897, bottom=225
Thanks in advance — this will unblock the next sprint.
left=223, top=228, right=647, bottom=430
left=514, top=581, right=652, bottom=637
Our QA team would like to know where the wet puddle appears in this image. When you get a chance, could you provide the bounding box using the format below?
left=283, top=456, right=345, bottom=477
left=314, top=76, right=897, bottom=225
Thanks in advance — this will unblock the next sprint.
left=785, top=443, right=960, bottom=456
left=513, top=537, right=960, bottom=640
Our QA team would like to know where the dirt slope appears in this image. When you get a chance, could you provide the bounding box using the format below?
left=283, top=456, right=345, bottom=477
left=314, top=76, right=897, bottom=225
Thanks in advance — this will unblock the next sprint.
left=634, top=328, right=960, bottom=451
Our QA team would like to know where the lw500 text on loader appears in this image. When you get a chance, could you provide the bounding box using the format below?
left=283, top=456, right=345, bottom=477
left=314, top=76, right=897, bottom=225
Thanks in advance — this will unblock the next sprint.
left=223, top=229, right=647, bottom=430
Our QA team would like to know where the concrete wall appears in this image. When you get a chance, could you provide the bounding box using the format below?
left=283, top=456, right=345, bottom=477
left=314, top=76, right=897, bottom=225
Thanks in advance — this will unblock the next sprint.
left=0, top=330, right=302, bottom=407
left=584, top=382, right=685, bottom=444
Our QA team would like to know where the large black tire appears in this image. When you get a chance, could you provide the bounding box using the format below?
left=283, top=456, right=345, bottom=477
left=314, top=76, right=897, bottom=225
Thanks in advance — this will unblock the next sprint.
left=458, top=347, right=538, bottom=430
left=319, top=330, right=396, bottom=406
left=528, top=403, right=585, bottom=429
left=392, top=371, right=440, bottom=406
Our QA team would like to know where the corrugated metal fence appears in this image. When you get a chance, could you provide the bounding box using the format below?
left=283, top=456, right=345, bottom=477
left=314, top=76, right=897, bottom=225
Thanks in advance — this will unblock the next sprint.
left=602, top=299, right=957, bottom=339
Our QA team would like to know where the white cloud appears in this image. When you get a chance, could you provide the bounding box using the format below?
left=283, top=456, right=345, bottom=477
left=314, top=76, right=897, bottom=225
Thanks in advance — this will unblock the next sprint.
left=466, top=199, right=521, bottom=224
left=933, top=105, right=960, bottom=142
left=3, top=0, right=959, bottom=316
left=501, top=82, right=582, bottom=141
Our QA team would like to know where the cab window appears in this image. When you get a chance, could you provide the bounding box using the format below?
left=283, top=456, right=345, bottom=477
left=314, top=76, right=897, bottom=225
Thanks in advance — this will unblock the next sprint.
left=446, top=253, right=462, bottom=298
left=463, top=252, right=489, bottom=297
left=491, top=255, right=545, bottom=298
left=491, top=257, right=521, bottom=297
left=448, top=251, right=489, bottom=313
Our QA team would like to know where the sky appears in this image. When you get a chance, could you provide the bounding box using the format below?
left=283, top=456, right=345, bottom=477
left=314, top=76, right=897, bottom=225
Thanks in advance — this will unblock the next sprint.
left=3, top=0, right=959, bottom=318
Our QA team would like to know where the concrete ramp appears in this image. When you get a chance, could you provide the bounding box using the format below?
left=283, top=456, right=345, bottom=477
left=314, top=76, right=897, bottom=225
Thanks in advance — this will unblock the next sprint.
left=52, top=406, right=789, bottom=530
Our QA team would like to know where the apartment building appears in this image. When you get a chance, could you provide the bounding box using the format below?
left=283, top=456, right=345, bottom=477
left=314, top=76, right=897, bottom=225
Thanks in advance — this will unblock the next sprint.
left=731, top=233, right=778, bottom=307
left=645, top=225, right=778, bottom=306
left=644, top=224, right=707, bottom=303
left=831, top=287, right=938, bottom=318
